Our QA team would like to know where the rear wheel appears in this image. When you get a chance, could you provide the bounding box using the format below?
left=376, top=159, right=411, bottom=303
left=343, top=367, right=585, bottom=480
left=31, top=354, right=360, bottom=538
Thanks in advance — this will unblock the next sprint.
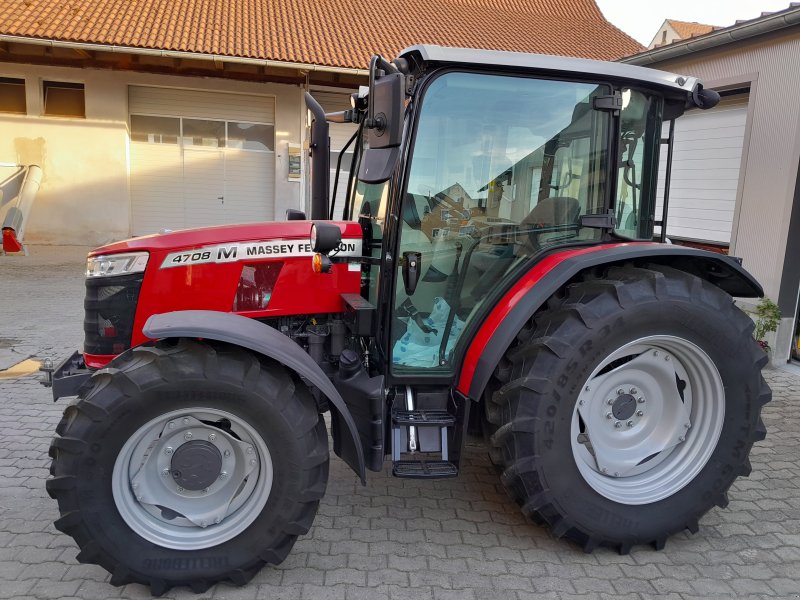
left=486, top=265, right=770, bottom=553
left=48, top=339, right=328, bottom=594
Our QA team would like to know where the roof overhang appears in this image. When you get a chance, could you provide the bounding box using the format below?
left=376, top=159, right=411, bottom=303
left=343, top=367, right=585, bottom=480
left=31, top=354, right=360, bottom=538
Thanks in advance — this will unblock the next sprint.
left=0, top=34, right=370, bottom=76
left=622, top=5, right=800, bottom=66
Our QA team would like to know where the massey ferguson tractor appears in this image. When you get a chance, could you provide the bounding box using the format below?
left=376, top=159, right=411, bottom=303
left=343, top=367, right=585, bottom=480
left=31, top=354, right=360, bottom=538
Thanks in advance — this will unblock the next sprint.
left=44, top=45, right=770, bottom=593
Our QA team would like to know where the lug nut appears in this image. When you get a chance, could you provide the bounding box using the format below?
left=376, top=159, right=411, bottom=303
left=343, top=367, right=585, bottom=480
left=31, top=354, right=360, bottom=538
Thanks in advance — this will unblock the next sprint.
left=184, top=431, right=193, bottom=440
left=637, top=410, right=644, bottom=417
left=684, top=423, right=691, bottom=429
left=246, top=446, right=254, bottom=454
left=223, top=450, right=231, bottom=458
left=177, top=486, right=184, bottom=492
left=208, top=433, right=216, bottom=441
left=614, top=472, right=620, bottom=477
left=614, top=421, right=622, bottom=428
left=579, top=400, right=584, bottom=406
left=607, top=398, right=614, bottom=405
left=215, top=516, right=221, bottom=524
left=630, top=387, right=638, bottom=395
left=183, top=418, right=190, bottom=425
left=219, top=472, right=227, bottom=480
left=606, top=412, right=613, bottom=419
left=653, top=351, right=659, bottom=357
left=665, top=355, right=671, bottom=362
left=249, top=459, right=256, bottom=466
left=601, top=467, right=608, bottom=474
left=678, top=435, right=685, bottom=442
left=617, top=388, right=624, bottom=395
left=137, top=495, right=143, bottom=502
left=165, top=446, right=173, bottom=455
left=162, top=469, right=170, bottom=478
left=637, top=397, right=645, bottom=404
left=202, top=488, right=208, bottom=494
left=626, top=420, right=634, bottom=427
left=585, top=385, right=591, bottom=392
left=168, top=421, right=175, bottom=429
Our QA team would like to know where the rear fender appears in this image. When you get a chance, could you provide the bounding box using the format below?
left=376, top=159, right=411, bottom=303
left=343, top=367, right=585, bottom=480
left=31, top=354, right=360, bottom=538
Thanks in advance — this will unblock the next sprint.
left=143, top=310, right=366, bottom=483
left=457, top=243, right=763, bottom=401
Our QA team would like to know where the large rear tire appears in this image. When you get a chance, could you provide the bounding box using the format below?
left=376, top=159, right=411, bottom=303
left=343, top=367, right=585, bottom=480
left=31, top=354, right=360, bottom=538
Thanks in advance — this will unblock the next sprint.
left=486, top=264, right=770, bottom=553
left=47, top=339, right=328, bottom=594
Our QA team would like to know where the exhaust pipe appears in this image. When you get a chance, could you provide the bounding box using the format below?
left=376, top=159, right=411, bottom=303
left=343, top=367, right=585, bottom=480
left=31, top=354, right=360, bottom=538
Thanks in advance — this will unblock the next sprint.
left=304, top=92, right=330, bottom=220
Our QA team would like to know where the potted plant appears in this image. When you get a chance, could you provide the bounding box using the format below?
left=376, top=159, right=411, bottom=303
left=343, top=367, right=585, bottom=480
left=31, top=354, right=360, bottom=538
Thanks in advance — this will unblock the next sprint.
left=753, top=297, right=781, bottom=356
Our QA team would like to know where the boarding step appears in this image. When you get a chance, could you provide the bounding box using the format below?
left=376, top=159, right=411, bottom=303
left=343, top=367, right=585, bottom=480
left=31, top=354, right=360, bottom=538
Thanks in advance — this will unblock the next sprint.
left=391, top=409, right=455, bottom=427
left=392, top=460, right=458, bottom=479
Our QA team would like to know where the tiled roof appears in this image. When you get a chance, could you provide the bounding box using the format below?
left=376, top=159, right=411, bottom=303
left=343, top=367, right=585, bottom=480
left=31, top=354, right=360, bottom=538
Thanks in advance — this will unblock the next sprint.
left=0, top=0, right=643, bottom=69
left=666, top=19, right=718, bottom=40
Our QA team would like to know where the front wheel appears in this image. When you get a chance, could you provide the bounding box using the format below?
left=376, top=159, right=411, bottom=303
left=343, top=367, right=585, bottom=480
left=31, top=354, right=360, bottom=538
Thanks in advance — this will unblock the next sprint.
left=48, top=339, right=329, bottom=594
left=486, top=265, right=770, bottom=553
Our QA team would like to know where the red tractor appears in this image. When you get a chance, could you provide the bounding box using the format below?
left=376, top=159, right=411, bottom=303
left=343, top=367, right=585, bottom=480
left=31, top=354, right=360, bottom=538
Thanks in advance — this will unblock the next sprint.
left=45, top=45, right=770, bottom=593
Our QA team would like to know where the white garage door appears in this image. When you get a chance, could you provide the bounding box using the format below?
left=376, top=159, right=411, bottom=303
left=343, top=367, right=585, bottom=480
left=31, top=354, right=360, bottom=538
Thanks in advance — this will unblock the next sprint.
left=312, top=91, right=358, bottom=219
left=656, top=94, right=749, bottom=244
left=129, top=86, right=275, bottom=235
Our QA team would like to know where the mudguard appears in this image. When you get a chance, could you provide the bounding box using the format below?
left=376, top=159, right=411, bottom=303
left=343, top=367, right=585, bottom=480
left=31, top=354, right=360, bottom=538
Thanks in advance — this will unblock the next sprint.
left=143, top=310, right=366, bottom=483
left=456, top=243, right=764, bottom=402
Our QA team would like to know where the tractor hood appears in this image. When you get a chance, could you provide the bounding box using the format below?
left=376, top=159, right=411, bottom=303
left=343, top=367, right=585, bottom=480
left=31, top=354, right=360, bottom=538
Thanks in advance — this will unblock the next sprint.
left=90, top=221, right=363, bottom=256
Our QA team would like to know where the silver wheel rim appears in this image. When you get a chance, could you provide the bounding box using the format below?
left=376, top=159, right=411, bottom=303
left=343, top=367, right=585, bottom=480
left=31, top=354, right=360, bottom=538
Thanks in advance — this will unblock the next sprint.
left=112, top=407, right=273, bottom=550
left=571, top=335, right=724, bottom=505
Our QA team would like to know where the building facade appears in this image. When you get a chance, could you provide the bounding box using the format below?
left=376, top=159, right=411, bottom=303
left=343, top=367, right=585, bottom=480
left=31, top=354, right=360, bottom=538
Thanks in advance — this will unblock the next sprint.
left=626, top=5, right=800, bottom=364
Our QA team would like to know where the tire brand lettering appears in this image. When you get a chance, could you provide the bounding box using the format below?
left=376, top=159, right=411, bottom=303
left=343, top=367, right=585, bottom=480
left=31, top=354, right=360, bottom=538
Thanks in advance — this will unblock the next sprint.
left=161, top=239, right=362, bottom=269
left=142, top=556, right=229, bottom=571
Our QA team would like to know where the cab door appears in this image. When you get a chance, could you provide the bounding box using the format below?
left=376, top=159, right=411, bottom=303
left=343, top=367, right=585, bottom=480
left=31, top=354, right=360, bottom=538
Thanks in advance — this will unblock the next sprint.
left=390, top=71, right=611, bottom=376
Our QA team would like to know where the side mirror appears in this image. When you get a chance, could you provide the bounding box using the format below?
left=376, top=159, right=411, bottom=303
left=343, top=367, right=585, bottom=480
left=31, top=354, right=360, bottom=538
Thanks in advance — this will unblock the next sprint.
left=367, top=72, right=404, bottom=149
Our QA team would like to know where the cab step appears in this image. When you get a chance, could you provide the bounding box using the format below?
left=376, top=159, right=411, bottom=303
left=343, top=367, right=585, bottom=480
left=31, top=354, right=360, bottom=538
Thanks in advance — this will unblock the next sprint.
left=392, top=460, right=458, bottom=479
left=391, top=409, right=455, bottom=427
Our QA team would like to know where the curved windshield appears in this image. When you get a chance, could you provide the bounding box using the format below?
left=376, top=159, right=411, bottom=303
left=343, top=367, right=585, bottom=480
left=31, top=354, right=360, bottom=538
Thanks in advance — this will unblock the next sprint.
left=392, top=71, right=610, bottom=373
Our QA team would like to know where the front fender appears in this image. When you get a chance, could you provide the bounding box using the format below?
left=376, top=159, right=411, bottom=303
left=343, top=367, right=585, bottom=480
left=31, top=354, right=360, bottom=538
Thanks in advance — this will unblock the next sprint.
left=143, top=310, right=366, bottom=483
left=457, top=243, right=763, bottom=402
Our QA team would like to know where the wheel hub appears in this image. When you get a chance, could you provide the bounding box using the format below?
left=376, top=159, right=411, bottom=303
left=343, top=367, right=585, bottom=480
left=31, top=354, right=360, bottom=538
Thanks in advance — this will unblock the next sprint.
left=572, top=336, right=724, bottom=504
left=170, top=440, right=222, bottom=491
left=611, top=393, right=637, bottom=421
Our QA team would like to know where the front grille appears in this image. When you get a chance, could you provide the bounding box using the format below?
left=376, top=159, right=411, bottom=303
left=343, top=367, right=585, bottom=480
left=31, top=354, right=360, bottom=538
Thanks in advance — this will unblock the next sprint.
left=84, top=273, right=143, bottom=355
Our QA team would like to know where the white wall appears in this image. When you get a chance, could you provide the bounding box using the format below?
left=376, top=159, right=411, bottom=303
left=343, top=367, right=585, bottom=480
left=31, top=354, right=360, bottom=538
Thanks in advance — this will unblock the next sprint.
left=0, top=63, right=306, bottom=245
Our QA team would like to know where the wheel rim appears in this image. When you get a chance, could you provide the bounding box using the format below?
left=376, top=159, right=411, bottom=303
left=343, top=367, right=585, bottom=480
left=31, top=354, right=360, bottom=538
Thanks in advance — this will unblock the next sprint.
left=112, top=407, right=273, bottom=550
left=570, top=335, right=724, bottom=505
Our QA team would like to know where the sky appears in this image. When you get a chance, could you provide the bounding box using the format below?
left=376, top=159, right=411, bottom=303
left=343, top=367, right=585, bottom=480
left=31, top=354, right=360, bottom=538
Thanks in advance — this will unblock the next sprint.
left=595, top=0, right=795, bottom=45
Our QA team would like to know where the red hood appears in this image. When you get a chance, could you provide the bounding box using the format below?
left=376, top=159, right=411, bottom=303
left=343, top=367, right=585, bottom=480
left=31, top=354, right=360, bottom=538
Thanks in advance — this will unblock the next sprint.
left=90, top=221, right=362, bottom=256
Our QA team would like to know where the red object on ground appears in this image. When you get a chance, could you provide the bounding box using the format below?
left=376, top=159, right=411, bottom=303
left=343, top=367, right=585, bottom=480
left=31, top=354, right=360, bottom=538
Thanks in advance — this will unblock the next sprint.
left=2, top=228, right=23, bottom=253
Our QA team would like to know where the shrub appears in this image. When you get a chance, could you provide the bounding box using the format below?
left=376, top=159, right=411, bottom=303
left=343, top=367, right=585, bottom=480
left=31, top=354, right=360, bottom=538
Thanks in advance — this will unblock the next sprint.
left=753, top=297, right=781, bottom=350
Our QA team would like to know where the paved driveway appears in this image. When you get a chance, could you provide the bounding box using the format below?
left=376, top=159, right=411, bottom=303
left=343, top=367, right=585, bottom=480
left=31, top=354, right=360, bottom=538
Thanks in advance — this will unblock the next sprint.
left=1, top=246, right=799, bottom=600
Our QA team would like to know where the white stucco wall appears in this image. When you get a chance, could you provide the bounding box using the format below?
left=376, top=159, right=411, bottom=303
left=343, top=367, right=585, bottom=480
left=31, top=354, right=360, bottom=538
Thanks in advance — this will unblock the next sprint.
left=0, top=63, right=306, bottom=246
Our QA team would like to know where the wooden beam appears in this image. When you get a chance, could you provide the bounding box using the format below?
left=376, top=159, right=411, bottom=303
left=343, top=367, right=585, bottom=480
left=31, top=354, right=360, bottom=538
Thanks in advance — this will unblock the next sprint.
left=73, top=48, right=93, bottom=59
left=0, top=42, right=9, bottom=54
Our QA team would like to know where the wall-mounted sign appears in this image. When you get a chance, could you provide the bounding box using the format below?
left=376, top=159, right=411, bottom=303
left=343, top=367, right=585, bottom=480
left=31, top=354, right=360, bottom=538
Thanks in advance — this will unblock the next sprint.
left=287, top=143, right=301, bottom=181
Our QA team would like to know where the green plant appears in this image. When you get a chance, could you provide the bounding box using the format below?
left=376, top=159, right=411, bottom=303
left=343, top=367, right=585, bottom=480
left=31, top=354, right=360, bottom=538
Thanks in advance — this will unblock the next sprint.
left=753, top=297, right=781, bottom=350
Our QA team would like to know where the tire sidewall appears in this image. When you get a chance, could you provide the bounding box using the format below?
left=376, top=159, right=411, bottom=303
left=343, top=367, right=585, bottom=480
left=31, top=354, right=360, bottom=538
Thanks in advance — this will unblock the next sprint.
left=73, top=371, right=321, bottom=583
left=526, top=290, right=756, bottom=541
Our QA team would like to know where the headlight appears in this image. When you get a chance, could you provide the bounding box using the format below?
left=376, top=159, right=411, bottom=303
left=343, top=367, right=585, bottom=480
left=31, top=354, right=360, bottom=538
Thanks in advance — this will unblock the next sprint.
left=86, top=252, right=149, bottom=278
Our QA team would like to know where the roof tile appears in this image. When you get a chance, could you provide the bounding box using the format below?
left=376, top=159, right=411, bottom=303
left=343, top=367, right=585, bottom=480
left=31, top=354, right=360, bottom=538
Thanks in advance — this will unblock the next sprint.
left=0, top=0, right=642, bottom=68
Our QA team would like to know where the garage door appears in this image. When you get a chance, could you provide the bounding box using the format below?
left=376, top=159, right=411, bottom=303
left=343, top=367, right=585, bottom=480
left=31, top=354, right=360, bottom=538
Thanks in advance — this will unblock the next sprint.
left=312, top=91, right=358, bottom=219
left=129, top=86, right=275, bottom=235
left=656, top=94, right=749, bottom=244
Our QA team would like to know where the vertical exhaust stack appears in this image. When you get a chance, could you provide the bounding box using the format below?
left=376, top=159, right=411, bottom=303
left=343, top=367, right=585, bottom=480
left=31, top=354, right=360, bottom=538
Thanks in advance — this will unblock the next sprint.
left=304, top=92, right=330, bottom=221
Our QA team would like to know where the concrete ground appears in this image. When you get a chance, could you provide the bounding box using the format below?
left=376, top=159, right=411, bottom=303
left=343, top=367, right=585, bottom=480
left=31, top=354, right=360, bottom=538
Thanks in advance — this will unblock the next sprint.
left=1, top=246, right=799, bottom=600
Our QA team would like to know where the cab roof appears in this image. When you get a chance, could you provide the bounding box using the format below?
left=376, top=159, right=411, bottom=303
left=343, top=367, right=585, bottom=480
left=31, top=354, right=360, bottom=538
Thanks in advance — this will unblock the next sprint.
left=399, top=44, right=700, bottom=97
